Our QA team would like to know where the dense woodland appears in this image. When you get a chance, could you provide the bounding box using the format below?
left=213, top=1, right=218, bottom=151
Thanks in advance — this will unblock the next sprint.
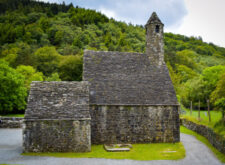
left=0, top=0, right=225, bottom=119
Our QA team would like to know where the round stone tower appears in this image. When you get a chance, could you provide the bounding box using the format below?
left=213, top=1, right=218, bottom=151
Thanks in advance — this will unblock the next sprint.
left=145, top=12, right=165, bottom=66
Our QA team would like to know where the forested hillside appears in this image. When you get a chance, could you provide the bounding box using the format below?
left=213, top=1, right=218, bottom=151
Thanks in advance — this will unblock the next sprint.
left=0, top=0, right=225, bottom=115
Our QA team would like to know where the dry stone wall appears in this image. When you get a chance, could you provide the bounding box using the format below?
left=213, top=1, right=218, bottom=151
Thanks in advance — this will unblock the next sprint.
left=182, top=119, right=225, bottom=154
left=0, top=117, right=23, bottom=128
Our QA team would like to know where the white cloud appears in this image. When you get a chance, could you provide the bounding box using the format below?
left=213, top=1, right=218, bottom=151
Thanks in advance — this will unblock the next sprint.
left=39, top=0, right=187, bottom=27
left=99, top=7, right=116, bottom=19
left=167, top=0, right=225, bottom=47
left=95, top=0, right=187, bottom=26
left=43, top=0, right=187, bottom=26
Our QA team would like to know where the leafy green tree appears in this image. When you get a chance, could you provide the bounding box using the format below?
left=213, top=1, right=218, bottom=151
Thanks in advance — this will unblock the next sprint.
left=181, top=78, right=206, bottom=108
left=38, top=16, right=50, bottom=32
left=0, top=60, right=27, bottom=114
left=0, top=47, right=19, bottom=67
left=201, top=65, right=225, bottom=99
left=34, top=46, right=61, bottom=76
left=167, top=62, right=181, bottom=93
left=13, top=42, right=34, bottom=66
left=175, top=50, right=198, bottom=70
left=16, top=65, right=44, bottom=90
left=176, top=64, right=198, bottom=83
left=214, top=98, right=225, bottom=122
left=59, top=55, right=82, bottom=81
left=46, top=72, right=61, bottom=81
left=211, top=73, right=225, bottom=119
left=25, top=23, right=43, bottom=43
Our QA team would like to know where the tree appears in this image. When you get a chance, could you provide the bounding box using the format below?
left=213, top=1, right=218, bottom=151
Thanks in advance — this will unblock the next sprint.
left=211, top=72, right=225, bottom=103
left=214, top=98, right=225, bottom=122
left=201, top=65, right=225, bottom=100
left=210, top=72, right=225, bottom=121
left=46, top=72, right=61, bottom=81
left=167, top=62, right=181, bottom=93
left=175, top=50, right=198, bottom=70
left=59, top=55, right=82, bottom=81
left=0, top=60, right=27, bottom=114
left=181, top=78, right=206, bottom=108
left=176, top=64, right=198, bottom=83
left=16, top=65, right=44, bottom=90
left=34, top=46, right=61, bottom=76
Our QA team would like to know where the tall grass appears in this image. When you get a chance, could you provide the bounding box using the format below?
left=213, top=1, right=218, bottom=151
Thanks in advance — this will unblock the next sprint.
left=181, top=108, right=224, bottom=136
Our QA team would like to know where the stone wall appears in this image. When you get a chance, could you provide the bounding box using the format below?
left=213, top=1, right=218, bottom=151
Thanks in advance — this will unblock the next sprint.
left=0, top=117, right=23, bottom=128
left=23, top=119, right=91, bottom=152
left=23, top=81, right=91, bottom=152
left=90, top=105, right=180, bottom=144
left=182, top=119, right=225, bottom=154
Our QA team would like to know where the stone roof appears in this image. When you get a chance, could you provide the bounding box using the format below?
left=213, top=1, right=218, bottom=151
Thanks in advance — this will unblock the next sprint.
left=25, top=81, right=90, bottom=120
left=146, top=12, right=164, bottom=26
left=83, top=50, right=177, bottom=105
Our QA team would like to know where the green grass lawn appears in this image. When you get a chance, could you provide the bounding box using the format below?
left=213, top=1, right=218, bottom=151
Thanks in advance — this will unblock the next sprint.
left=181, top=109, right=225, bottom=136
left=23, top=142, right=185, bottom=160
left=182, top=109, right=222, bottom=126
left=0, top=114, right=24, bottom=117
left=180, top=126, right=225, bottom=163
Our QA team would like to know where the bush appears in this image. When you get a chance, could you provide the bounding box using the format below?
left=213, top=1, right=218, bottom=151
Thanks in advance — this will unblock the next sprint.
left=0, top=60, right=27, bottom=114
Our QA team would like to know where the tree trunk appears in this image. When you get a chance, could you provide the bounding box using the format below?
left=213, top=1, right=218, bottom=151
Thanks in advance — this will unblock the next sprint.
left=198, top=100, right=200, bottom=120
left=207, top=100, right=211, bottom=122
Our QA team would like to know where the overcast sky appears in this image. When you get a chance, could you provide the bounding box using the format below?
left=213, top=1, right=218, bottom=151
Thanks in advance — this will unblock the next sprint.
left=41, top=0, right=225, bottom=47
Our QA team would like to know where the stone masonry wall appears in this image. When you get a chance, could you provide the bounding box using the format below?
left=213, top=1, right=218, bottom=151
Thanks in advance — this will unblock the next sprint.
left=23, top=120, right=91, bottom=152
left=145, top=12, right=164, bottom=66
left=90, top=105, right=180, bottom=144
left=0, top=117, right=23, bottom=128
left=182, top=119, right=225, bottom=154
left=23, top=81, right=91, bottom=152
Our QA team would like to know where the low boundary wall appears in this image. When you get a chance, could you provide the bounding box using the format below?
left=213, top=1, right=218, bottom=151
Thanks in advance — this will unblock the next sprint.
left=0, top=117, right=24, bottom=128
left=181, top=118, right=225, bottom=154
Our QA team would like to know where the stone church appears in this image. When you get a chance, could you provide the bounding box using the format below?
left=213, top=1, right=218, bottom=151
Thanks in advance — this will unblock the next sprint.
left=23, top=12, right=180, bottom=152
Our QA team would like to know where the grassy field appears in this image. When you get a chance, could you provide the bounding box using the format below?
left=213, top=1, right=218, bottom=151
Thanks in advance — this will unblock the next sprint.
left=182, top=109, right=222, bottom=125
left=23, top=142, right=185, bottom=160
left=0, top=114, right=24, bottom=117
left=180, top=126, right=225, bottom=163
left=181, top=109, right=225, bottom=136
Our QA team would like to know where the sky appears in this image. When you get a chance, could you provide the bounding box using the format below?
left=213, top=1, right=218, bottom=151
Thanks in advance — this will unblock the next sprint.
left=41, top=0, right=225, bottom=47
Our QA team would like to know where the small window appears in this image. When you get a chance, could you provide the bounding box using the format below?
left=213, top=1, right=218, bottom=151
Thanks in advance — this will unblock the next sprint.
left=155, top=25, right=160, bottom=33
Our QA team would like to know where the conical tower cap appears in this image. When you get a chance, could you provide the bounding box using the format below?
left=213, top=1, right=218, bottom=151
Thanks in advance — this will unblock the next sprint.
left=145, top=12, right=164, bottom=27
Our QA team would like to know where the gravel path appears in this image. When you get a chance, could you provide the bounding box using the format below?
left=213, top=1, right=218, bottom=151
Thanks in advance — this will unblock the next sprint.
left=0, top=129, right=223, bottom=165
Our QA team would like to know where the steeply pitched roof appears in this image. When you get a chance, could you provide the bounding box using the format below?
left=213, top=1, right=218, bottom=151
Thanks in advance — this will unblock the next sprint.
left=25, top=81, right=90, bottom=120
left=146, top=12, right=164, bottom=26
left=83, top=50, right=177, bottom=105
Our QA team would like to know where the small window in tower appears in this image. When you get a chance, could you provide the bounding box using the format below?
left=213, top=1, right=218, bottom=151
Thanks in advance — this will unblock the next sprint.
left=155, top=25, right=160, bottom=33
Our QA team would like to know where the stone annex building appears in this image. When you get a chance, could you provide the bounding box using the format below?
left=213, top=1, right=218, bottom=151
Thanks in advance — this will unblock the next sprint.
left=23, top=12, right=180, bottom=152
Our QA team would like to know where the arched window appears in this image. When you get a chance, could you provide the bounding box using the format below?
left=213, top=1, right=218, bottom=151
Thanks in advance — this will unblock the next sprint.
left=155, top=25, right=160, bottom=33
